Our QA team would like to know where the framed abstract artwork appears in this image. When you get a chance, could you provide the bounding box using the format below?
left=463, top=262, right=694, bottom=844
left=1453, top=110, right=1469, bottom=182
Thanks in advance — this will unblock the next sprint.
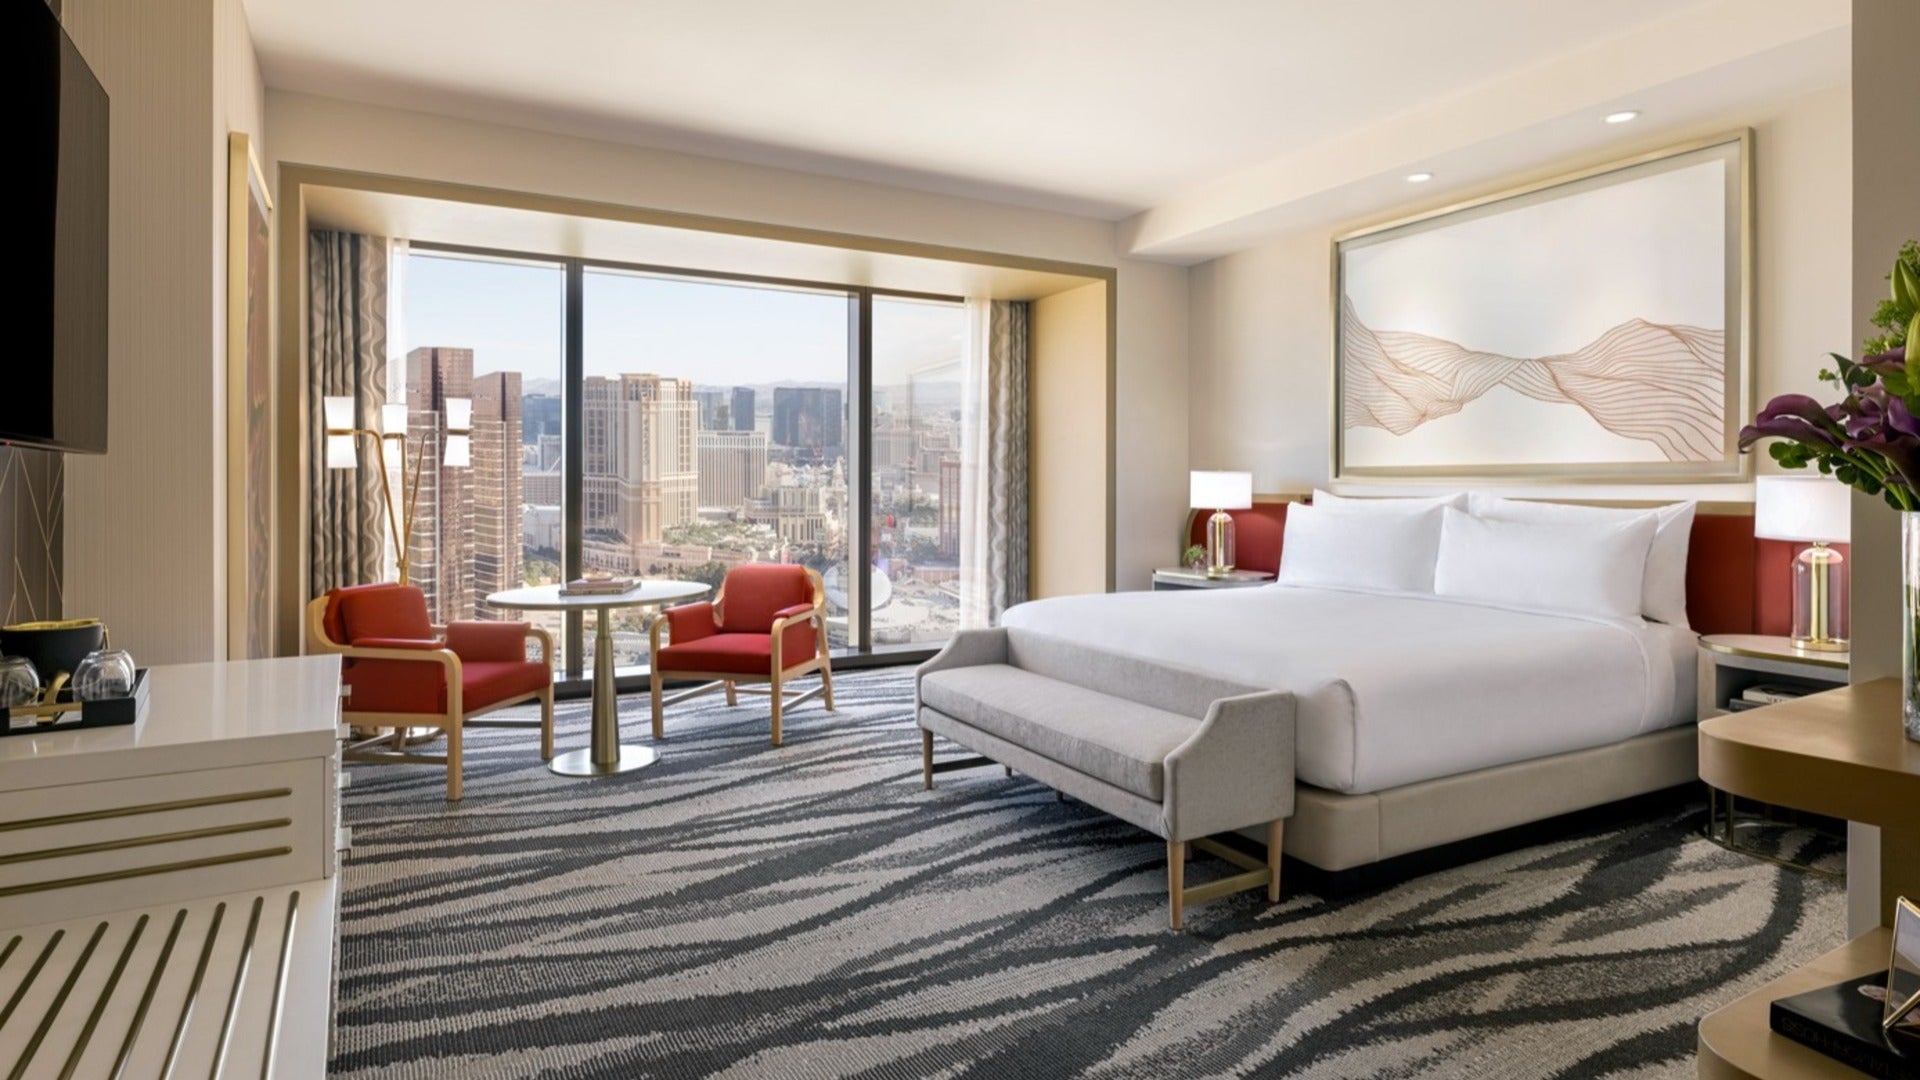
left=1333, top=132, right=1752, bottom=482
left=226, top=132, right=275, bottom=659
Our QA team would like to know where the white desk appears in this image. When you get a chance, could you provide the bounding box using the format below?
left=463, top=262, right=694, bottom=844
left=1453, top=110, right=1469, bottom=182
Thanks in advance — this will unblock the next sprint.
left=0, top=656, right=343, bottom=1079
left=488, top=581, right=707, bottom=777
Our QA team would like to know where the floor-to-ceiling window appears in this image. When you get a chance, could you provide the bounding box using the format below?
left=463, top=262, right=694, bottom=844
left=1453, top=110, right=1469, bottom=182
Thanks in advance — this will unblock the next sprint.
left=870, top=296, right=967, bottom=645
left=396, top=248, right=569, bottom=670
left=394, top=245, right=968, bottom=681
left=580, top=268, right=854, bottom=669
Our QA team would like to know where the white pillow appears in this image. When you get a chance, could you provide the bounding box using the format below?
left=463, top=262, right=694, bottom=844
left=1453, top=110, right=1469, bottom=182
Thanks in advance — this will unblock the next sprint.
left=1466, top=494, right=1696, bottom=627
left=1278, top=503, right=1445, bottom=594
left=1434, top=508, right=1656, bottom=621
left=1313, top=489, right=1467, bottom=513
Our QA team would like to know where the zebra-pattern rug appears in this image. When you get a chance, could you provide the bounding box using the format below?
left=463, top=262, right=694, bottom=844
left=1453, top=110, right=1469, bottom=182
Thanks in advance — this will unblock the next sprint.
left=332, top=668, right=1844, bottom=1079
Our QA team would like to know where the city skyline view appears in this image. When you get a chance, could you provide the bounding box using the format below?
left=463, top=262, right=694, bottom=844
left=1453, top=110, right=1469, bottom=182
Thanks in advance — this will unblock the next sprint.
left=395, top=249, right=972, bottom=672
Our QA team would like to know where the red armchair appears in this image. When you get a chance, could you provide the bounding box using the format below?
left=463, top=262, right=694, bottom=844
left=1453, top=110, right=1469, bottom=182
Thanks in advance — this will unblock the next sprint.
left=306, top=583, right=555, bottom=800
left=649, top=564, right=835, bottom=746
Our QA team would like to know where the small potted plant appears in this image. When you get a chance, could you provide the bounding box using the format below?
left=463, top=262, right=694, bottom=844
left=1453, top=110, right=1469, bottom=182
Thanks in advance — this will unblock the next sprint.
left=1182, top=545, right=1208, bottom=573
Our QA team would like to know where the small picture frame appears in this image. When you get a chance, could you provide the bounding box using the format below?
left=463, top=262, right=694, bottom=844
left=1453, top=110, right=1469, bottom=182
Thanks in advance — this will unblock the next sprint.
left=1888, top=897, right=1920, bottom=1037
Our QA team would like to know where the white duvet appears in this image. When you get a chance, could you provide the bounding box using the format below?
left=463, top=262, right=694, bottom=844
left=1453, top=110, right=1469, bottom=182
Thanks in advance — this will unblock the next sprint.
left=999, top=585, right=1696, bottom=796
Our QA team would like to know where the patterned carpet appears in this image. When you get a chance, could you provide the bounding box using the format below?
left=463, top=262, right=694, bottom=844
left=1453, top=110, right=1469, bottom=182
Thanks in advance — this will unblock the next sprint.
left=332, top=668, right=1844, bottom=1079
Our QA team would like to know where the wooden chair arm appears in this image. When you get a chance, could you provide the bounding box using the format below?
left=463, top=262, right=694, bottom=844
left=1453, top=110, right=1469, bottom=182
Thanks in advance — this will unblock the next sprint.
left=334, top=644, right=465, bottom=718
left=335, top=643, right=462, bottom=673
left=526, top=626, right=554, bottom=669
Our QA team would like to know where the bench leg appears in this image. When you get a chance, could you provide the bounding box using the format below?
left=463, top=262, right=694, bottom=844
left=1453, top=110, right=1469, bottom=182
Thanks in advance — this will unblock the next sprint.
left=921, top=730, right=934, bottom=790
left=1168, top=840, right=1186, bottom=930
left=1268, top=819, right=1284, bottom=902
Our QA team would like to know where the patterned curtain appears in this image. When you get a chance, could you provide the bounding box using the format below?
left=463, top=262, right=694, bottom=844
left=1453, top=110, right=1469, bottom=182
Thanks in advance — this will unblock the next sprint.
left=959, top=299, right=1031, bottom=628
left=307, top=231, right=389, bottom=597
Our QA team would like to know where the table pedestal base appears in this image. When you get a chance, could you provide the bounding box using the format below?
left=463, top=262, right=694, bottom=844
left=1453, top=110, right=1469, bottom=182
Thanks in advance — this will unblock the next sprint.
left=549, top=744, right=658, bottom=777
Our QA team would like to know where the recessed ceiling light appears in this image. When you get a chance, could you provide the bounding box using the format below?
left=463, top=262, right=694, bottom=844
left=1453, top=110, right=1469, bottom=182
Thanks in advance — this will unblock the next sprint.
left=1605, top=110, right=1641, bottom=124
left=1405, top=172, right=1434, bottom=184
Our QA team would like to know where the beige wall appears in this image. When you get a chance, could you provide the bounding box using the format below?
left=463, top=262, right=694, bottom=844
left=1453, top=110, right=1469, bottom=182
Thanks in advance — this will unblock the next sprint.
left=1030, top=282, right=1111, bottom=597
left=58, top=0, right=267, bottom=664
left=265, top=90, right=1191, bottom=597
left=1187, top=85, right=1852, bottom=502
left=1846, top=0, right=1920, bottom=936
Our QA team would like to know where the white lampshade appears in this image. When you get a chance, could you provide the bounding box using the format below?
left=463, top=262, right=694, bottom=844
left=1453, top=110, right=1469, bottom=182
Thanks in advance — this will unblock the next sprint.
left=322, top=395, right=355, bottom=434
left=380, top=402, right=409, bottom=436
left=442, top=433, right=471, bottom=468
left=325, top=434, right=358, bottom=470
left=1754, top=475, right=1851, bottom=544
left=443, top=397, right=473, bottom=432
left=1190, top=470, right=1253, bottom=511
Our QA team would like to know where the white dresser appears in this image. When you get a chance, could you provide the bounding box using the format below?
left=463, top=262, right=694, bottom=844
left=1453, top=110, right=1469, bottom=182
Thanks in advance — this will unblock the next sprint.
left=0, top=656, right=343, bottom=1079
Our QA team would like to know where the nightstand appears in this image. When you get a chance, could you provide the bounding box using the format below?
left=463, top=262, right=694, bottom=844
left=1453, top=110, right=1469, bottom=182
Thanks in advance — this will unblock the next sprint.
left=1697, top=634, right=1849, bottom=877
left=1152, top=568, right=1275, bottom=591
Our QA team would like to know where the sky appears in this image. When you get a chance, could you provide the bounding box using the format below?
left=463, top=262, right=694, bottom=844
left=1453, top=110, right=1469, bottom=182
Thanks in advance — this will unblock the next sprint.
left=400, top=251, right=965, bottom=391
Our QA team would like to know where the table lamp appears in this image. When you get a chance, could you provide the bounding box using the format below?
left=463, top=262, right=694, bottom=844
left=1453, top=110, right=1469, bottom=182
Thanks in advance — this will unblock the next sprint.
left=1754, top=475, right=1851, bottom=651
left=1190, top=470, right=1253, bottom=577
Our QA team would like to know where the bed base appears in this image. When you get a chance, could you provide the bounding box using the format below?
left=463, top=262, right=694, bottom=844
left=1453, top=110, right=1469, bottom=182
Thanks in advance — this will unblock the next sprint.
left=1255, top=725, right=1699, bottom=892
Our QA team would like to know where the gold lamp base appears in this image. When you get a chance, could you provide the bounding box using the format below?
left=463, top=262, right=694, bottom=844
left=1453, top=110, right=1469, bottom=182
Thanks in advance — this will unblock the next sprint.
left=1205, top=509, right=1236, bottom=577
left=1791, top=543, right=1847, bottom=653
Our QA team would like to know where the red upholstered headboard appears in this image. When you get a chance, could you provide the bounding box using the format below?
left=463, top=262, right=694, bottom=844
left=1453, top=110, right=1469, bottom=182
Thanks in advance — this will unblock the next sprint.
left=1182, top=502, right=1840, bottom=636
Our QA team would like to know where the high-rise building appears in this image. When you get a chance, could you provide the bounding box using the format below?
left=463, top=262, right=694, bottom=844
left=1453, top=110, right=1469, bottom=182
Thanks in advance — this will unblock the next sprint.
left=522, top=392, right=561, bottom=446
left=730, top=386, right=755, bottom=433
left=697, top=430, right=769, bottom=509
left=582, top=374, right=698, bottom=550
left=937, top=456, right=961, bottom=559
left=773, top=385, right=843, bottom=455
left=693, top=388, right=728, bottom=430
left=471, top=371, right=524, bottom=616
left=406, top=347, right=475, bottom=623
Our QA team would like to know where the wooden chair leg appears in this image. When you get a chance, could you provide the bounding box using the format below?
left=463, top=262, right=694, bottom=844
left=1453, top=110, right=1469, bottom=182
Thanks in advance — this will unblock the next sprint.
left=1168, top=839, right=1186, bottom=930
left=724, top=680, right=737, bottom=707
left=820, top=660, right=835, bottom=711
left=446, top=723, right=464, bottom=802
left=921, top=730, right=934, bottom=790
left=540, top=687, right=555, bottom=760
left=649, top=666, right=664, bottom=740
left=1268, top=819, right=1285, bottom=902
left=769, top=670, right=783, bottom=747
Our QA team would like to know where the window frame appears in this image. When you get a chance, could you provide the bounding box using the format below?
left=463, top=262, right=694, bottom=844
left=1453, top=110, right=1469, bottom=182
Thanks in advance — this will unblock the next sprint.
left=405, top=240, right=966, bottom=688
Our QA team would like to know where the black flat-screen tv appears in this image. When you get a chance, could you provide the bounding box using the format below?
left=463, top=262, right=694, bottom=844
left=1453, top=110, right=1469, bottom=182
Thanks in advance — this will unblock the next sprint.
left=7, top=0, right=108, bottom=455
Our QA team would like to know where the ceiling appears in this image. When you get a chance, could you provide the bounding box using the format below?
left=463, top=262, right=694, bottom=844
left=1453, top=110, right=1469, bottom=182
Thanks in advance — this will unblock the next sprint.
left=246, top=0, right=1734, bottom=220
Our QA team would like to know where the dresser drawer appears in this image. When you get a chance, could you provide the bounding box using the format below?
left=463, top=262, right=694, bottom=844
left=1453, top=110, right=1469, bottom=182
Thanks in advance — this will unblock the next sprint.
left=0, top=760, right=331, bottom=928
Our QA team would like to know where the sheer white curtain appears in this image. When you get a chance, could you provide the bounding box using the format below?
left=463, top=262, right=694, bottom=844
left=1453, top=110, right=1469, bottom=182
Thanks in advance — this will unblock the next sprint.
left=958, top=298, right=1031, bottom=628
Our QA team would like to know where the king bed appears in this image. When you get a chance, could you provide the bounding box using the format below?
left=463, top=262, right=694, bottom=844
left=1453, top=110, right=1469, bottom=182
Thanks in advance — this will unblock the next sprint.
left=988, top=494, right=1821, bottom=884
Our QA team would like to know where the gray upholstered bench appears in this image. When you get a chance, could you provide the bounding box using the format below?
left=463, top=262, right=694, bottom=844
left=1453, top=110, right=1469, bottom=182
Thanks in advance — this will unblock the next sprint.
left=915, top=627, right=1296, bottom=929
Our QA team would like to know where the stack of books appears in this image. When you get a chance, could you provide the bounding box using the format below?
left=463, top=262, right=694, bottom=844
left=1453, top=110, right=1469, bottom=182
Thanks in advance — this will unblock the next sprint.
left=1770, top=971, right=1919, bottom=1078
left=1726, top=684, right=1809, bottom=712
left=559, top=577, right=636, bottom=597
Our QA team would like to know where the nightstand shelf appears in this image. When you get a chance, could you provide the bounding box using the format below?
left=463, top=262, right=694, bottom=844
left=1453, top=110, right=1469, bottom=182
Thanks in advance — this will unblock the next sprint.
left=1152, top=568, right=1274, bottom=591
left=1696, top=635, right=1850, bottom=878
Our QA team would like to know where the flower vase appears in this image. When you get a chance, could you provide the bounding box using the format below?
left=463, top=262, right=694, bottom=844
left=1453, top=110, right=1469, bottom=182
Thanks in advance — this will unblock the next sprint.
left=1904, top=512, right=1920, bottom=740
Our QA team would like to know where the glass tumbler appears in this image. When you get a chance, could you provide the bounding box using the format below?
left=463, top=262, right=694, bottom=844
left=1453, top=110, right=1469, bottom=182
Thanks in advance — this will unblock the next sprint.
left=0, top=656, right=41, bottom=709
left=72, top=649, right=137, bottom=701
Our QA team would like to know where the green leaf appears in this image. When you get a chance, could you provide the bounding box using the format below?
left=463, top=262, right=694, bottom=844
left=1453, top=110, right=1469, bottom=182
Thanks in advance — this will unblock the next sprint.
left=1886, top=368, right=1911, bottom=396
left=1908, top=308, right=1920, bottom=350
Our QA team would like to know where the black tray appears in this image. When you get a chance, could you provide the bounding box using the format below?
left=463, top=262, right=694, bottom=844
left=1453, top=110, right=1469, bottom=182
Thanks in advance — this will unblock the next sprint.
left=0, top=668, right=149, bottom=736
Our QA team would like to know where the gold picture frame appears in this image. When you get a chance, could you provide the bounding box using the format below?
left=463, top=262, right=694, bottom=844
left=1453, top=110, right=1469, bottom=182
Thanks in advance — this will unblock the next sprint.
left=226, top=133, right=274, bottom=659
left=1888, top=896, right=1920, bottom=1036
left=1331, top=131, right=1753, bottom=485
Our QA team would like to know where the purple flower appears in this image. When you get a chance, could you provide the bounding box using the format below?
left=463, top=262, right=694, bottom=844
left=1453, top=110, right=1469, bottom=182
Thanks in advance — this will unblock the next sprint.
left=1738, top=393, right=1845, bottom=451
